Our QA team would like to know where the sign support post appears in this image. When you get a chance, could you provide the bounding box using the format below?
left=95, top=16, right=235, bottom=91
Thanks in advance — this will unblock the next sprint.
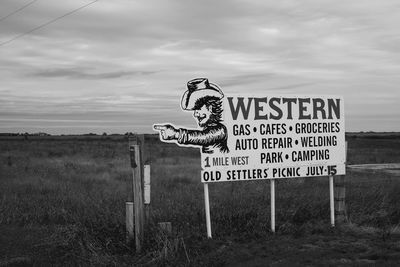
left=204, top=183, right=212, bottom=238
left=329, top=175, right=335, bottom=227
left=270, top=179, right=276, bottom=233
left=334, top=141, right=348, bottom=224
left=144, top=164, right=151, bottom=223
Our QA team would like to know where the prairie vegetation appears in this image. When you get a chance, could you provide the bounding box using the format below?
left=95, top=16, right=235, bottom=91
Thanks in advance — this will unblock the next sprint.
left=0, top=134, right=400, bottom=266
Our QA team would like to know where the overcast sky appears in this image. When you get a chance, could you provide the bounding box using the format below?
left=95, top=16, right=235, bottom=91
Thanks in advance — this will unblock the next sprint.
left=1, top=0, right=399, bottom=134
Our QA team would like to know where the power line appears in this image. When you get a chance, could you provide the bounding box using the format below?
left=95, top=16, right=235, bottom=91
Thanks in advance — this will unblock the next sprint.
left=0, top=0, right=38, bottom=22
left=0, top=0, right=99, bottom=47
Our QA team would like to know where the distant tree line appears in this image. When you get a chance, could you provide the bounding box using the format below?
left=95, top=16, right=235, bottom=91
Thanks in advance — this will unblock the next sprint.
left=0, top=132, right=140, bottom=137
left=0, top=132, right=51, bottom=136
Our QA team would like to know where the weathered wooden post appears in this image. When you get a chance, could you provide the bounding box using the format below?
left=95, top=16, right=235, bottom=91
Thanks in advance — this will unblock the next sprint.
left=126, top=201, right=134, bottom=242
left=128, top=135, right=145, bottom=252
left=126, top=135, right=136, bottom=243
left=334, top=141, right=348, bottom=224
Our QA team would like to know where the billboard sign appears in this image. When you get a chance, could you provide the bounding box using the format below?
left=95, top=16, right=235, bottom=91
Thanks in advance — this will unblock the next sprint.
left=154, top=78, right=345, bottom=183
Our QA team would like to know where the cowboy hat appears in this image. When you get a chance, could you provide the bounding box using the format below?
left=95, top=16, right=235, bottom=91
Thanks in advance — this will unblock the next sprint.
left=181, top=78, right=224, bottom=110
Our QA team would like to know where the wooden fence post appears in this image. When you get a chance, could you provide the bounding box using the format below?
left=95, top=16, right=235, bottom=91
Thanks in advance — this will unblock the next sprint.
left=129, top=136, right=145, bottom=253
left=334, top=141, right=348, bottom=223
left=126, top=202, right=134, bottom=242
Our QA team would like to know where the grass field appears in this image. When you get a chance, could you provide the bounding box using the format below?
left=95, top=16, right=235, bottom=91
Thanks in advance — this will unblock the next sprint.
left=1, top=134, right=400, bottom=266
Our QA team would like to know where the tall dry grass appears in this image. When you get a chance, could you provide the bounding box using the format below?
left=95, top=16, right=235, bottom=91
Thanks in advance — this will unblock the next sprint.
left=0, top=135, right=400, bottom=265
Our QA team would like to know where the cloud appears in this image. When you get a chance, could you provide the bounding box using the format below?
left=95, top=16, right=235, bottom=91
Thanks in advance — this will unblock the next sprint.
left=31, top=67, right=157, bottom=79
left=0, top=0, right=399, bottom=133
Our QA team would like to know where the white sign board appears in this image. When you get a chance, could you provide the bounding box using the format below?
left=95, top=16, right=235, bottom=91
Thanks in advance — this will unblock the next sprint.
left=201, top=95, right=345, bottom=183
left=153, top=78, right=345, bottom=184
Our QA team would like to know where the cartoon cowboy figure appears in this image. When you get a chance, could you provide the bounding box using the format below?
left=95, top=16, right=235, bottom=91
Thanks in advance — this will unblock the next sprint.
left=154, top=78, right=229, bottom=154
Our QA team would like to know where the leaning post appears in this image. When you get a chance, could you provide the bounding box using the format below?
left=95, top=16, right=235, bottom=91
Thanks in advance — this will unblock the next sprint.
left=129, top=135, right=145, bottom=253
left=126, top=201, right=134, bottom=243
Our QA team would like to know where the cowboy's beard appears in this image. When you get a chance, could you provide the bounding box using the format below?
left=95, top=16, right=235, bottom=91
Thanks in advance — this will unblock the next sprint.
left=197, top=116, right=209, bottom=127
left=197, top=114, right=219, bottom=127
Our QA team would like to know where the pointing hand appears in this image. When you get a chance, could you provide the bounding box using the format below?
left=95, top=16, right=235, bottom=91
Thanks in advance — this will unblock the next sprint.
left=153, top=124, right=179, bottom=140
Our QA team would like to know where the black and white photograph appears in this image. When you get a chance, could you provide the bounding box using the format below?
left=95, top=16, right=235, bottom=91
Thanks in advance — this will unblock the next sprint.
left=1, top=0, right=399, bottom=266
